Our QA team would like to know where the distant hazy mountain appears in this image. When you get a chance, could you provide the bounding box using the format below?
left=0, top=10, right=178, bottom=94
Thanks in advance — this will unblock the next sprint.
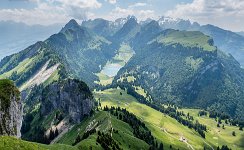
left=158, top=16, right=200, bottom=30
left=0, top=21, right=63, bottom=60
left=236, top=31, right=244, bottom=37
left=157, top=16, right=244, bottom=66
left=82, top=16, right=135, bottom=38
left=112, top=17, right=141, bottom=43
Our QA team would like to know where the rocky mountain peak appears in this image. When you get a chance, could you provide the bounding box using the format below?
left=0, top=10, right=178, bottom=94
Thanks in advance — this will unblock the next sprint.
left=143, top=20, right=161, bottom=31
left=60, top=19, right=80, bottom=33
left=125, top=16, right=138, bottom=26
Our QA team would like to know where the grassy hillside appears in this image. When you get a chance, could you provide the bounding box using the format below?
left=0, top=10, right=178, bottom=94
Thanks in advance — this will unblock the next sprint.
left=1, top=110, right=150, bottom=150
left=114, top=28, right=244, bottom=119
left=149, top=30, right=216, bottom=51
left=0, top=19, right=116, bottom=91
left=0, top=136, right=77, bottom=150
left=0, top=42, right=55, bottom=88
left=2, top=88, right=242, bottom=150
left=57, top=111, right=149, bottom=150
left=180, top=109, right=244, bottom=149
left=94, top=88, right=244, bottom=150
left=95, top=89, right=200, bottom=150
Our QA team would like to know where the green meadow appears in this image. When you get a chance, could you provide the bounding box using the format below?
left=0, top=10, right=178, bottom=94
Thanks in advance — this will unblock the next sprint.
left=94, top=88, right=244, bottom=150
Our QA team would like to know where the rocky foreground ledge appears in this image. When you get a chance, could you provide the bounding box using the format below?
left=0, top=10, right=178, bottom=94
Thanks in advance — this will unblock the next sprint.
left=0, top=79, right=23, bottom=138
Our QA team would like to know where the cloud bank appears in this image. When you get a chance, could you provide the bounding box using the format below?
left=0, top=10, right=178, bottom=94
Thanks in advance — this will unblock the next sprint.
left=0, top=0, right=101, bottom=25
left=106, top=3, right=155, bottom=21
left=105, top=0, right=117, bottom=4
left=166, top=0, right=244, bottom=31
left=1, top=0, right=244, bottom=31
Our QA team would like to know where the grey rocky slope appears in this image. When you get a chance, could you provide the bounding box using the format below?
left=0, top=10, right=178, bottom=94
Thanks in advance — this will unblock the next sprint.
left=0, top=79, right=23, bottom=137
left=40, top=78, right=94, bottom=123
left=21, top=78, right=95, bottom=143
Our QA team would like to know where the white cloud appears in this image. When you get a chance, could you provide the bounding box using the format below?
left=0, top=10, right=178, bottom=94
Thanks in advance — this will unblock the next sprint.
left=129, top=3, right=147, bottom=8
left=137, top=10, right=155, bottom=20
left=109, top=7, right=133, bottom=19
left=55, top=0, right=102, bottom=9
left=166, top=0, right=244, bottom=31
left=105, top=0, right=117, bottom=4
left=0, top=0, right=102, bottom=25
left=106, top=6, right=155, bottom=21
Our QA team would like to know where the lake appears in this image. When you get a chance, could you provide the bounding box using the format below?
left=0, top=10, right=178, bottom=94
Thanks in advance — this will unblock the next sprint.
left=101, top=63, right=123, bottom=77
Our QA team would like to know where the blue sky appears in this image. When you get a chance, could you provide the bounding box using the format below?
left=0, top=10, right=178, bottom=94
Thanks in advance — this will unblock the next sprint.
left=0, top=0, right=244, bottom=31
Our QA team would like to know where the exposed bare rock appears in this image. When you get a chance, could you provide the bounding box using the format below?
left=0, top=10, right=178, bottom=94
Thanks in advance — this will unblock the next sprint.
left=0, top=79, right=23, bottom=138
left=40, top=78, right=94, bottom=123
left=20, top=61, right=60, bottom=91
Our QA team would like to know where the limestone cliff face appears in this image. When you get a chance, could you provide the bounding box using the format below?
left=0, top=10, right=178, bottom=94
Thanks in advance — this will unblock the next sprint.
left=0, top=79, right=23, bottom=137
left=40, top=78, right=94, bottom=123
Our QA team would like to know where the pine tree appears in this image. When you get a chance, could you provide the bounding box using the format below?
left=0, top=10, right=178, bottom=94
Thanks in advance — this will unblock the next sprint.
left=43, top=135, right=49, bottom=144
left=72, top=135, right=81, bottom=146
left=159, top=143, right=164, bottom=150
left=155, top=140, right=158, bottom=148
left=49, top=128, right=55, bottom=141
left=55, top=128, right=59, bottom=137
left=239, top=126, right=243, bottom=131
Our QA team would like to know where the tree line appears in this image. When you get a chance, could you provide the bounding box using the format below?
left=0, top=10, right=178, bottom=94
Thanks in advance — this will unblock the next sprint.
left=209, top=110, right=244, bottom=130
left=108, top=82, right=207, bottom=138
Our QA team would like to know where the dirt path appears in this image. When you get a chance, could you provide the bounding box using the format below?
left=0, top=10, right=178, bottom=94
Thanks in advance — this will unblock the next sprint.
left=105, top=112, right=113, bottom=137
left=100, top=93, right=199, bottom=150
left=152, top=123, right=194, bottom=150
left=136, top=115, right=195, bottom=150
left=189, top=130, right=214, bottom=150
left=108, top=113, right=113, bottom=137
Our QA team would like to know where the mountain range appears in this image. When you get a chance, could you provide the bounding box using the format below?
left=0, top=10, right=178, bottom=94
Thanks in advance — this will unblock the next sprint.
left=0, top=21, right=62, bottom=60
left=0, top=16, right=244, bottom=150
left=2, top=17, right=244, bottom=67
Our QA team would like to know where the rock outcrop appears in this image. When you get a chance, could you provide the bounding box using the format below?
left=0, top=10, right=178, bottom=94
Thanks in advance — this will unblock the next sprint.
left=40, top=78, right=94, bottom=123
left=0, top=79, right=23, bottom=137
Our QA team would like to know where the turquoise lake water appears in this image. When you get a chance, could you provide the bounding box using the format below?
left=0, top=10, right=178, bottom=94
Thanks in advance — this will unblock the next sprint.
left=101, top=63, right=123, bottom=77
